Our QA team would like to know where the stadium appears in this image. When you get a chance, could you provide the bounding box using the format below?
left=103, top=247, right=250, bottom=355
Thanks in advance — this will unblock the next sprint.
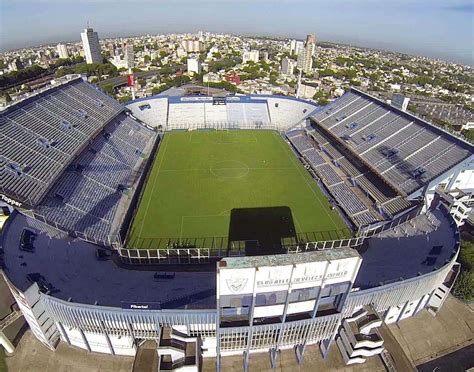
left=0, top=74, right=472, bottom=370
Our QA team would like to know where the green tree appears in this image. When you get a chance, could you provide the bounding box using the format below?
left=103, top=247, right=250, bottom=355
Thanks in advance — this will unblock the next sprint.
left=102, top=84, right=115, bottom=95
left=118, top=95, right=132, bottom=103
left=207, top=81, right=243, bottom=94
left=349, top=79, right=361, bottom=86
left=152, top=85, right=167, bottom=95
left=0, top=64, right=46, bottom=88
left=73, top=55, right=85, bottom=64
left=1, top=92, right=12, bottom=103
left=453, top=271, right=473, bottom=301
left=335, top=56, right=352, bottom=66
left=464, top=129, right=474, bottom=141
left=55, top=67, right=74, bottom=77
left=208, top=57, right=241, bottom=73
left=318, top=68, right=337, bottom=77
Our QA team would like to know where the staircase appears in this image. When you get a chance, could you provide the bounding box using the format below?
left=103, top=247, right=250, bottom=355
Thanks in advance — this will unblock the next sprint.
left=132, top=340, right=159, bottom=372
left=157, top=327, right=201, bottom=371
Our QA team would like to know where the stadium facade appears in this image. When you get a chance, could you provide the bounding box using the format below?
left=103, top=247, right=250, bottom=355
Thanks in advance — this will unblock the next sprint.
left=0, top=75, right=472, bottom=370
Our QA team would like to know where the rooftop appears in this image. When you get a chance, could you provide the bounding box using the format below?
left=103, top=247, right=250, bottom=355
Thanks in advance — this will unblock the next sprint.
left=1, top=213, right=216, bottom=309
left=221, top=248, right=359, bottom=269
left=0, top=207, right=458, bottom=308
left=355, top=207, right=458, bottom=289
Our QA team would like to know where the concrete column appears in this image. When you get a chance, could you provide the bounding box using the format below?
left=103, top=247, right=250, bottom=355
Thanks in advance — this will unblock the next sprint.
left=244, top=268, right=259, bottom=363
left=100, top=321, right=115, bottom=355
left=276, top=264, right=296, bottom=349
left=295, top=343, right=305, bottom=364
left=57, top=322, right=70, bottom=345
left=0, top=331, right=15, bottom=354
left=311, top=261, right=331, bottom=319
left=396, top=301, right=409, bottom=324
left=78, top=328, right=91, bottom=352
left=269, top=347, right=278, bottom=369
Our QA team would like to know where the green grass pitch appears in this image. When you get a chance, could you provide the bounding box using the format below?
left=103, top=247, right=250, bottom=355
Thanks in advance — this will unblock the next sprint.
left=126, top=130, right=349, bottom=250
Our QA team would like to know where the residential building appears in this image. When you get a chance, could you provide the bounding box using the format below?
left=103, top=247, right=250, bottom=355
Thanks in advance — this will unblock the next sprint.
left=281, top=57, right=297, bottom=76
left=181, top=39, right=203, bottom=53
left=56, top=43, right=69, bottom=59
left=297, top=34, right=316, bottom=74
left=290, top=39, right=304, bottom=56
left=187, top=57, right=201, bottom=74
left=8, top=58, right=23, bottom=71
left=81, top=27, right=102, bottom=64
left=243, top=50, right=259, bottom=64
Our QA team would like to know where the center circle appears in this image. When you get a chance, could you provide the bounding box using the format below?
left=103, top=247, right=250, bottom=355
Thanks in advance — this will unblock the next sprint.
left=210, top=160, right=249, bottom=179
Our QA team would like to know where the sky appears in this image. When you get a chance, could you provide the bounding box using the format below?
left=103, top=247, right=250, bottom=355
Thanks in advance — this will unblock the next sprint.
left=0, top=0, right=473, bottom=65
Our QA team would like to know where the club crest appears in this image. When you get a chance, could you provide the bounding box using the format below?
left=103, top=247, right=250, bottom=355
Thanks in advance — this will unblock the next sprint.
left=226, top=277, right=248, bottom=294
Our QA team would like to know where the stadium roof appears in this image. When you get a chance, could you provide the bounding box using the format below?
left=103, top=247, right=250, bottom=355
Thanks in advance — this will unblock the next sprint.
left=310, top=88, right=473, bottom=196
left=221, top=248, right=359, bottom=269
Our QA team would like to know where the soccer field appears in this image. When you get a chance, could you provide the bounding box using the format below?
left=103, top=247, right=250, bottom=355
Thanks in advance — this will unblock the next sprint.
left=126, top=130, right=348, bottom=251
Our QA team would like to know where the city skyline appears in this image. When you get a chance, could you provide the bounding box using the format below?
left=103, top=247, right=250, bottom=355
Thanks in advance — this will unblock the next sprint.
left=0, top=0, right=473, bottom=65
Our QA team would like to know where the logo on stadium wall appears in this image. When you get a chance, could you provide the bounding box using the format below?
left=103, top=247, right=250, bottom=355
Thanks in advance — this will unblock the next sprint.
left=226, top=277, right=248, bottom=294
left=0, top=194, right=22, bottom=208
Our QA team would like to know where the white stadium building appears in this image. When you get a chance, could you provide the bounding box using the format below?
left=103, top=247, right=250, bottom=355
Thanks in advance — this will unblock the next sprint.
left=0, top=75, right=472, bottom=370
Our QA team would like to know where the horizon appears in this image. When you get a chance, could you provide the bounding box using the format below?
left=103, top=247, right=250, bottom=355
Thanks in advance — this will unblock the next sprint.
left=0, top=0, right=473, bottom=65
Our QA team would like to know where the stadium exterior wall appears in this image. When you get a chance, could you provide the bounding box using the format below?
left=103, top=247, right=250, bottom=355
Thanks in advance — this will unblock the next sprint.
left=2, top=232, right=459, bottom=360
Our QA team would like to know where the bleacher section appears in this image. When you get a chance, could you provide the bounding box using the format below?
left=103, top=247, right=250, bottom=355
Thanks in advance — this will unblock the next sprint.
left=35, top=113, right=156, bottom=244
left=286, top=130, right=385, bottom=228
left=0, top=78, right=123, bottom=207
left=305, top=123, right=413, bottom=218
left=167, top=102, right=206, bottom=129
left=266, top=97, right=317, bottom=128
left=166, top=101, right=271, bottom=129
left=126, top=95, right=318, bottom=130
left=127, top=97, right=169, bottom=129
left=311, top=89, right=473, bottom=195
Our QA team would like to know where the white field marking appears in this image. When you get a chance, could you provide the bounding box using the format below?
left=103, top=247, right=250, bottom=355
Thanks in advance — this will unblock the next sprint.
left=159, top=167, right=293, bottom=172
left=273, top=131, right=340, bottom=230
left=210, top=168, right=249, bottom=180
left=181, top=212, right=231, bottom=218
left=220, top=130, right=258, bottom=144
left=137, top=135, right=170, bottom=237
left=293, top=213, right=303, bottom=233
left=179, top=216, right=184, bottom=239
left=186, top=132, right=257, bottom=145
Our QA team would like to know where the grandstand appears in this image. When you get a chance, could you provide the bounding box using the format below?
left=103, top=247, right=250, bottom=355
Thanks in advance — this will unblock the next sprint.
left=1, top=76, right=156, bottom=244
left=1, top=76, right=123, bottom=207
left=127, top=95, right=317, bottom=130
left=286, top=128, right=387, bottom=228
left=35, top=113, right=156, bottom=244
left=310, top=88, right=473, bottom=197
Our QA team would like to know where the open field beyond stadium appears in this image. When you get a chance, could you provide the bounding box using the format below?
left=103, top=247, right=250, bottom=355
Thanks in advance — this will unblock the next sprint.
left=126, top=130, right=349, bottom=251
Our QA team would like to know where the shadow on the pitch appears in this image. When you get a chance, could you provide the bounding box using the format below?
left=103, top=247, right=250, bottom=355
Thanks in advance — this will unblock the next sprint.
left=228, top=206, right=297, bottom=256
